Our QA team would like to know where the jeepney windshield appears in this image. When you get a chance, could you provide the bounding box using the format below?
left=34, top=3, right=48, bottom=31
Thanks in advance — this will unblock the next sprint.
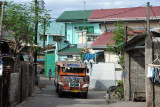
left=62, top=67, right=84, bottom=73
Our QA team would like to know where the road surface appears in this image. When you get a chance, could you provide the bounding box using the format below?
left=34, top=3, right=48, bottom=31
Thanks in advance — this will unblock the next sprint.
left=16, top=74, right=145, bottom=107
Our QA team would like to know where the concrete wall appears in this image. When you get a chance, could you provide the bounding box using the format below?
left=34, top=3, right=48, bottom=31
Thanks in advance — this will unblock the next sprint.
left=66, top=22, right=101, bottom=44
left=153, top=42, right=160, bottom=107
left=8, top=63, right=35, bottom=107
left=9, top=72, right=20, bottom=107
left=124, top=49, right=145, bottom=100
left=101, top=22, right=158, bottom=33
left=38, top=21, right=65, bottom=47
left=104, top=51, right=119, bottom=63
left=90, top=63, right=122, bottom=90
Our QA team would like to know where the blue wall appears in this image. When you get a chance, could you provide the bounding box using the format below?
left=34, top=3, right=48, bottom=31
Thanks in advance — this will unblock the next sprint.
left=66, top=22, right=101, bottom=44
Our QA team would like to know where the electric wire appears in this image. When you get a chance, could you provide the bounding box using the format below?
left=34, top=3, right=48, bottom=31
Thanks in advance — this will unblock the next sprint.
left=91, top=3, right=147, bottom=19
left=149, top=6, right=160, bottom=64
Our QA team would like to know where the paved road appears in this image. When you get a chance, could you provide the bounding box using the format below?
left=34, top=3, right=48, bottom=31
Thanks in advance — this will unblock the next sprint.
left=16, top=74, right=145, bottom=107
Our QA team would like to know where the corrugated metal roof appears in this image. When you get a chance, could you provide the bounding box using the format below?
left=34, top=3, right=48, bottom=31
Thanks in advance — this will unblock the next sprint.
left=89, top=6, right=160, bottom=21
left=91, top=31, right=114, bottom=48
left=58, top=44, right=81, bottom=55
left=91, top=30, right=144, bottom=49
left=56, top=10, right=93, bottom=22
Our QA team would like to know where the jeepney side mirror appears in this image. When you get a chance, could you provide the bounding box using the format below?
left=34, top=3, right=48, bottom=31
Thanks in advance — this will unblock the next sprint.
left=86, top=69, right=89, bottom=73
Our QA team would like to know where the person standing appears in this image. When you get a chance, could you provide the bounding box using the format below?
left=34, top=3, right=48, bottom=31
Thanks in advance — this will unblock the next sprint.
left=49, top=69, right=52, bottom=80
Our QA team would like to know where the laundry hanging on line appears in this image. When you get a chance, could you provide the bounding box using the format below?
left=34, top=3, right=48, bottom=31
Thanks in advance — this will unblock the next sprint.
left=147, top=65, right=160, bottom=83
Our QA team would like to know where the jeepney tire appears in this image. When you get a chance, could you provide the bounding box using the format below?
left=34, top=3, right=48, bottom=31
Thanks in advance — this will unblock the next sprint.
left=56, top=84, right=58, bottom=93
left=82, top=92, right=88, bottom=99
left=58, top=85, right=63, bottom=97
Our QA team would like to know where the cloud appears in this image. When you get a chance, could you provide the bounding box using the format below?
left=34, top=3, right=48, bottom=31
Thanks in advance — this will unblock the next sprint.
left=5, top=0, right=160, bottom=18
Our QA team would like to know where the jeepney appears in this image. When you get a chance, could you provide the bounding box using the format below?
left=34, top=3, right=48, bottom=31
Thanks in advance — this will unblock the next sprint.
left=54, top=61, right=89, bottom=98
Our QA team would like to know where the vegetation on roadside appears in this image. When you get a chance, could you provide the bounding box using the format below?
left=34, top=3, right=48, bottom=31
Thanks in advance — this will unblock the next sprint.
left=0, top=1, right=51, bottom=71
left=116, top=80, right=124, bottom=99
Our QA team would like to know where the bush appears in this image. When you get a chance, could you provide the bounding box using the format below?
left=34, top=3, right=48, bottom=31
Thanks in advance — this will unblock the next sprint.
left=116, top=80, right=124, bottom=99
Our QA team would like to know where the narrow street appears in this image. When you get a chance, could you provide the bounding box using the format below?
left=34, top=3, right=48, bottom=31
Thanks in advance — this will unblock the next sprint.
left=16, top=74, right=145, bottom=107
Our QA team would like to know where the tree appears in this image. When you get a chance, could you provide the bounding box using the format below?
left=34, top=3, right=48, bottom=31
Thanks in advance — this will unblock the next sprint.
left=1, top=1, right=51, bottom=72
left=107, top=20, right=125, bottom=67
left=107, top=20, right=126, bottom=99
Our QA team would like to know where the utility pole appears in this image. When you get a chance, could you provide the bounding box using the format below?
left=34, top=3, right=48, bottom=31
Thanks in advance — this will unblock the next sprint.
left=147, top=2, right=150, bottom=36
left=43, top=18, right=46, bottom=53
left=0, top=2, right=4, bottom=57
left=0, top=2, right=4, bottom=107
left=34, top=0, right=38, bottom=76
left=145, top=2, right=154, bottom=107
left=124, top=25, right=128, bottom=43
left=83, top=1, right=86, bottom=26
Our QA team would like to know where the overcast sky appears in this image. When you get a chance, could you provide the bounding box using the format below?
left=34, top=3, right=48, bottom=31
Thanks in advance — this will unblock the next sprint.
left=6, top=0, right=160, bottom=19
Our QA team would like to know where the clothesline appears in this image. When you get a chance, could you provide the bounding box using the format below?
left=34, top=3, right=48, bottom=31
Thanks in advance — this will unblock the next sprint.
left=148, top=64, right=160, bottom=67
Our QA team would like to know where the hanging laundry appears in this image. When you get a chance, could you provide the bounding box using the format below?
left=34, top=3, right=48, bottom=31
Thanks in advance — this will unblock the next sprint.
left=147, top=67, right=154, bottom=78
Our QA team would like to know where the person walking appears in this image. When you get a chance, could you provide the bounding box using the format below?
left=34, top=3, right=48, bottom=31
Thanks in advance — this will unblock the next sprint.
left=49, top=69, right=52, bottom=80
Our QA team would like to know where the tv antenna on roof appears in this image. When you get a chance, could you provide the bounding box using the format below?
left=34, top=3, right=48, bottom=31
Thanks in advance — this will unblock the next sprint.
left=83, top=1, right=86, bottom=26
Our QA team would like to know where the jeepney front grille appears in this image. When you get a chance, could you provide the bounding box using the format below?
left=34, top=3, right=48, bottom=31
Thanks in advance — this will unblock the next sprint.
left=63, top=76, right=84, bottom=87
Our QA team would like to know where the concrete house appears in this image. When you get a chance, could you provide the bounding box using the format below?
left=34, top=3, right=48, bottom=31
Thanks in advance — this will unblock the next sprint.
left=124, top=30, right=160, bottom=106
left=88, top=6, right=160, bottom=32
left=88, top=6, right=160, bottom=102
left=88, top=6, right=160, bottom=64
left=56, top=10, right=101, bottom=54
left=37, top=21, right=67, bottom=76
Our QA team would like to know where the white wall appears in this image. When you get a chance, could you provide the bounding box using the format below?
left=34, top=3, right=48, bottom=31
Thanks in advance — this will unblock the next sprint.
left=101, top=22, right=158, bottom=33
left=89, top=63, right=122, bottom=90
left=104, top=51, right=119, bottom=63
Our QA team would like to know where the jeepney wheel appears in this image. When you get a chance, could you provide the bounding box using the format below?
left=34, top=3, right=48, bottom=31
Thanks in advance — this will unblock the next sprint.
left=82, top=92, right=88, bottom=99
left=56, top=85, right=58, bottom=92
left=58, top=85, right=63, bottom=97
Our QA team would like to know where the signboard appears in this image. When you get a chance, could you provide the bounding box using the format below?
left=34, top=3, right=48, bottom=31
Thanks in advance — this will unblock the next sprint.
left=66, top=64, right=81, bottom=68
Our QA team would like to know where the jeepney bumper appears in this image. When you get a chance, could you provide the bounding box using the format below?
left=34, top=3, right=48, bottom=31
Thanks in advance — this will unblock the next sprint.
left=60, top=86, right=88, bottom=93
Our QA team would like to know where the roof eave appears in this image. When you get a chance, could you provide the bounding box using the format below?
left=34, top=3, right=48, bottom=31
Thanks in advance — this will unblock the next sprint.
left=88, top=17, right=160, bottom=23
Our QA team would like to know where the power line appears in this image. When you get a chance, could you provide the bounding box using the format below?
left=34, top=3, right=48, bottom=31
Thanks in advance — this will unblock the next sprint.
left=150, top=6, right=158, bottom=20
left=92, top=3, right=147, bottom=19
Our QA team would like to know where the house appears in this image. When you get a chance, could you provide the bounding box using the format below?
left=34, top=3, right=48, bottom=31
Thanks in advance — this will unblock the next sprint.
left=91, top=31, right=118, bottom=63
left=124, top=29, right=160, bottom=106
left=56, top=10, right=101, bottom=49
left=37, top=21, right=67, bottom=76
left=88, top=6, right=160, bottom=32
left=58, top=44, right=81, bottom=61
left=89, top=6, right=160, bottom=64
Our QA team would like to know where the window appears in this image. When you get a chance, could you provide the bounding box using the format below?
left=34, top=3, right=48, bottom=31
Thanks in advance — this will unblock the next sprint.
left=67, top=55, right=73, bottom=58
left=78, top=26, right=94, bottom=34
left=62, top=67, right=84, bottom=73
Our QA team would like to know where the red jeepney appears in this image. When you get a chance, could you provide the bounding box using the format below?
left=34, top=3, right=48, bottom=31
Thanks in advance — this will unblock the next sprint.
left=54, top=61, right=89, bottom=98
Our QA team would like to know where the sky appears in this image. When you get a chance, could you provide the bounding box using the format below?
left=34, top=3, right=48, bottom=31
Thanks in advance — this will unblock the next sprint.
left=5, top=0, right=160, bottom=19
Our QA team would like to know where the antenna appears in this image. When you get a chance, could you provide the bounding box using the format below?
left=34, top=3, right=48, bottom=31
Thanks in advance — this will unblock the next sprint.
left=83, top=1, right=86, bottom=26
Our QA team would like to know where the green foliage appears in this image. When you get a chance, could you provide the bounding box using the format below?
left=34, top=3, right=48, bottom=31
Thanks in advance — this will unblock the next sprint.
left=116, top=80, right=124, bottom=99
left=2, top=1, right=51, bottom=55
left=107, top=20, right=125, bottom=67
left=113, top=20, right=125, bottom=45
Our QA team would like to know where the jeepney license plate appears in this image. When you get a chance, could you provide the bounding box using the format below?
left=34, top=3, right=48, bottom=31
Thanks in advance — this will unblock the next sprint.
left=70, top=83, right=79, bottom=87
left=70, top=90, right=78, bottom=92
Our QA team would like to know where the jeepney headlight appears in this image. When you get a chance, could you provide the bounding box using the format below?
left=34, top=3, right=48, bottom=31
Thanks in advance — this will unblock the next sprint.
left=79, top=78, right=83, bottom=83
left=58, top=82, right=64, bottom=86
left=82, top=84, right=89, bottom=88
